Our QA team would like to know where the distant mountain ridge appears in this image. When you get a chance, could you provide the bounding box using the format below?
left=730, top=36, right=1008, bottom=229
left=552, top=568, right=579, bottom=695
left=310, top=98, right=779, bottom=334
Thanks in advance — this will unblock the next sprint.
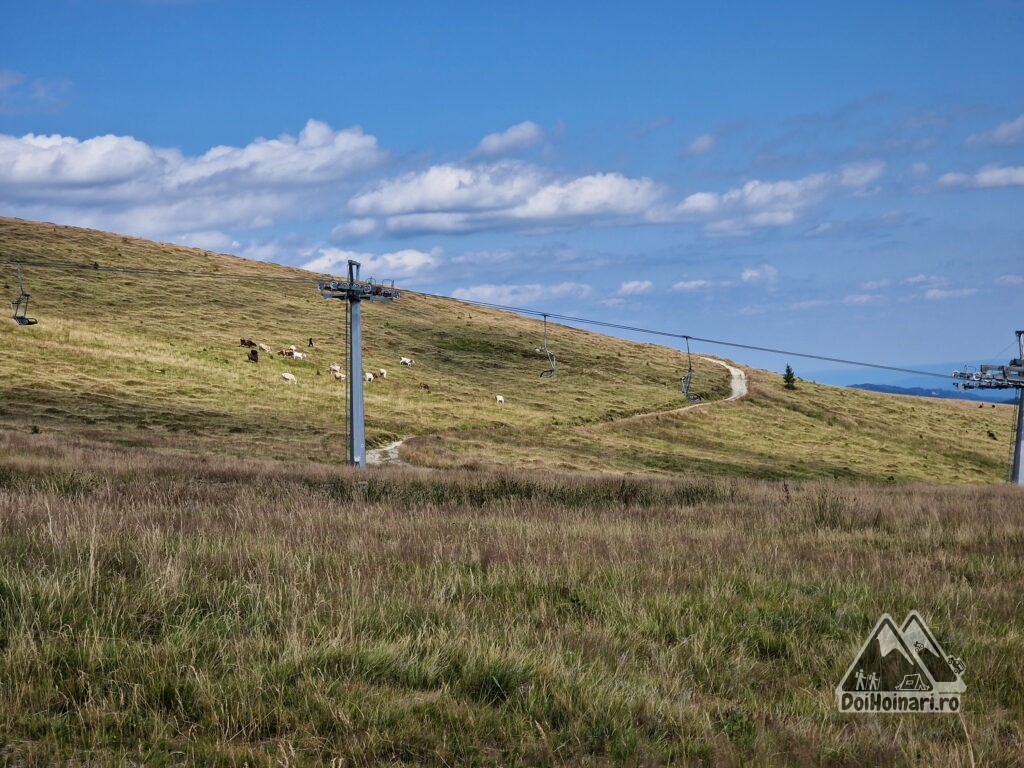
left=848, top=383, right=1016, bottom=404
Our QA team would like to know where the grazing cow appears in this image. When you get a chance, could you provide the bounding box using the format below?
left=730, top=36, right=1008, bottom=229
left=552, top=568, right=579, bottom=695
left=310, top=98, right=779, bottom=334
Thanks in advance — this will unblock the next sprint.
left=333, top=371, right=346, bottom=381
left=495, top=395, right=504, bottom=405
left=400, top=357, right=414, bottom=366
left=365, top=372, right=375, bottom=382
left=258, top=343, right=272, bottom=353
left=378, top=368, right=387, bottom=379
left=240, top=338, right=257, bottom=348
left=281, top=373, right=297, bottom=384
left=417, top=382, right=430, bottom=392
left=247, top=349, right=259, bottom=363
left=328, top=363, right=342, bottom=373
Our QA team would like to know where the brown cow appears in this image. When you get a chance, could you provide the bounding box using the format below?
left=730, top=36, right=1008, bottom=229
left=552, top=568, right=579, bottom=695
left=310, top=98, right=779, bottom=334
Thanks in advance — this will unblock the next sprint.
left=247, top=349, right=259, bottom=363
left=240, top=338, right=257, bottom=348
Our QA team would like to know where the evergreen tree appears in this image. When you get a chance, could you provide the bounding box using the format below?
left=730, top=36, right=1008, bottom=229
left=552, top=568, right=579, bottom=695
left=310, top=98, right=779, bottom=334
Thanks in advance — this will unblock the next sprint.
left=783, top=364, right=797, bottom=390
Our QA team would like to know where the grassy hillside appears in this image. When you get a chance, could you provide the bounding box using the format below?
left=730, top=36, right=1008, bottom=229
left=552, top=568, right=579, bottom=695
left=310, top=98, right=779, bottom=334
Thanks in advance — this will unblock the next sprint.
left=0, top=217, right=1015, bottom=483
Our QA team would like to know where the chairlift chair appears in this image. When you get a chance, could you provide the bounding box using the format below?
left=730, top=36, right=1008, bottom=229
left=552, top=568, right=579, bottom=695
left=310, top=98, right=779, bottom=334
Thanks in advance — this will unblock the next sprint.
left=680, top=336, right=701, bottom=402
left=10, top=265, right=37, bottom=326
left=539, top=314, right=557, bottom=378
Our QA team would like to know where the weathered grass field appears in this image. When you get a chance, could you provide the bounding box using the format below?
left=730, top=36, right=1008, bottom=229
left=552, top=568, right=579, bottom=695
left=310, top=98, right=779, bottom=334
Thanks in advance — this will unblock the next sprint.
left=2, top=218, right=1023, bottom=765
left=0, top=216, right=1014, bottom=482
left=1, top=431, right=1022, bottom=766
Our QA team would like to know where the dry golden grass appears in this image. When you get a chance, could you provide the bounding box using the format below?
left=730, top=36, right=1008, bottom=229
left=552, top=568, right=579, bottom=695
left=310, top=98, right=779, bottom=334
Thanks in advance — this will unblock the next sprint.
left=0, top=216, right=1014, bottom=483
left=0, top=430, right=1022, bottom=765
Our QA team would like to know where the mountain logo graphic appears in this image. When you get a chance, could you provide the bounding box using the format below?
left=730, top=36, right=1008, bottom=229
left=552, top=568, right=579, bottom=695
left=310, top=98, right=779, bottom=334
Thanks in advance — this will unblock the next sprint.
left=836, top=612, right=965, bottom=713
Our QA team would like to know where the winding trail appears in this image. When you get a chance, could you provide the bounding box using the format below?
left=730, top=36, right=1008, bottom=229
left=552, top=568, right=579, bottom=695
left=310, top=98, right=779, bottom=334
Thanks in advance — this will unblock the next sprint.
left=366, top=357, right=747, bottom=466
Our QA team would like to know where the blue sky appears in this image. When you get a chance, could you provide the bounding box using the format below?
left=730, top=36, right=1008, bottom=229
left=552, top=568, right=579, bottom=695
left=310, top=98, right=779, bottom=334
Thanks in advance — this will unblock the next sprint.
left=2, top=0, right=1023, bottom=382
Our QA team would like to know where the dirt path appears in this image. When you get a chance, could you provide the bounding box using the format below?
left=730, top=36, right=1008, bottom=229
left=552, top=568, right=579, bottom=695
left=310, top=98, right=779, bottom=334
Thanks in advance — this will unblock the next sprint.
left=367, top=358, right=747, bottom=465
left=588, top=356, right=748, bottom=429
left=366, top=439, right=405, bottom=466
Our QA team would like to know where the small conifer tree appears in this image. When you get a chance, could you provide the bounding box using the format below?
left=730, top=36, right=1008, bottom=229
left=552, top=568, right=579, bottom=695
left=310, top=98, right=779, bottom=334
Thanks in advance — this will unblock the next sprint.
left=783, top=364, right=797, bottom=390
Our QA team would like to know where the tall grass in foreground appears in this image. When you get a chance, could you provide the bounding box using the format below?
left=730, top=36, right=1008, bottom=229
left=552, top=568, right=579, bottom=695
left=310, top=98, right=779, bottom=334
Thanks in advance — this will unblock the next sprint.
left=0, top=430, right=1022, bottom=766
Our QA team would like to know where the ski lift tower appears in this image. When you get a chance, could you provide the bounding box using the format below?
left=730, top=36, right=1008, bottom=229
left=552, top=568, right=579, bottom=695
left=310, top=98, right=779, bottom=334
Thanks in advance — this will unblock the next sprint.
left=319, top=261, right=399, bottom=468
left=952, top=330, right=1024, bottom=485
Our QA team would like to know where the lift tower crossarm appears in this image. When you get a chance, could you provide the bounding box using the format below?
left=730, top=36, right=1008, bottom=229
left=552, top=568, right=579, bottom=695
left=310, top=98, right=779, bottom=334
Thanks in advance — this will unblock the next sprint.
left=318, top=261, right=399, bottom=468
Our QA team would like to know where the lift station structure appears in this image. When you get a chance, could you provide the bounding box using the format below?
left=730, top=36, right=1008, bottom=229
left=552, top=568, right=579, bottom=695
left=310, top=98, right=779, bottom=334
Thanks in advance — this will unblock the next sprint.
left=952, top=330, right=1024, bottom=485
left=319, top=260, right=399, bottom=468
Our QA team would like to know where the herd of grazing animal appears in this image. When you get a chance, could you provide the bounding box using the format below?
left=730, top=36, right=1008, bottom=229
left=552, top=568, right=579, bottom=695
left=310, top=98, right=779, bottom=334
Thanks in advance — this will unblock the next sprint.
left=239, top=340, right=508, bottom=403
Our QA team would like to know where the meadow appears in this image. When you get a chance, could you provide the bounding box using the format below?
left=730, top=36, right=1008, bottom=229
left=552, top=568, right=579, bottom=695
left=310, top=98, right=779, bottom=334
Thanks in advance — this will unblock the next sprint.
left=0, top=217, right=1014, bottom=483
left=0, top=430, right=1022, bottom=765
left=2, top=218, right=1023, bottom=765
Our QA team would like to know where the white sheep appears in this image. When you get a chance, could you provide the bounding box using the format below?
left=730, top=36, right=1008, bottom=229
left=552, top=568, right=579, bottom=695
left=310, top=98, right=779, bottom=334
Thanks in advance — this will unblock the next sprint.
left=495, top=395, right=504, bottom=405
left=400, top=357, right=414, bottom=366
left=365, top=372, right=375, bottom=382
left=329, top=363, right=342, bottom=373
left=333, top=371, right=346, bottom=381
left=378, top=368, right=387, bottom=379
left=281, top=373, right=297, bottom=384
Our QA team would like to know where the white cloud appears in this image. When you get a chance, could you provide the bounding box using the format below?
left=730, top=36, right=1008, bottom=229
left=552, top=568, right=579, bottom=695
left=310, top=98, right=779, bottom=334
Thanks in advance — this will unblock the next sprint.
left=684, top=133, right=715, bottom=155
left=617, top=279, right=653, bottom=295
left=452, top=281, right=591, bottom=305
left=839, top=160, right=886, bottom=188
left=672, top=279, right=713, bottom=291
left=910, top=162, right=929, bottom=176
left=938, top=164, right=1024, bottom=189
left=663, top=161, right=882, bottom=236
left=301, top=246, right=441, bottom=279
left=741, top=265, right=779, bottom=284
left=924, top=287, right=977, bottom=300
left=996, top=274, right=1024, bottom=286
left=473, top=121, right=544, bottom=157
left=0, top=119, right=387, bottom=239
left=789, top=299, right=827, bottom=310
left=860, top=279, right=892, bottom=290
left=175, top=230, right=239, bottom=251
left=966, top=114, right=1024, bottom=146
left=842, top=294, right=881, bottom=305
left=345, top=160, right=662, bottom=237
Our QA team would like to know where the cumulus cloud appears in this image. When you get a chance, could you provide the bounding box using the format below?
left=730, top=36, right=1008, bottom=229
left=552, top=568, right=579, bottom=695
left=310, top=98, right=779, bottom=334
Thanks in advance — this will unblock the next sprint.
left=938, top=165, right=1024, bottom=188
left=661, top=161, right=883, bottom=236
left=0, top=119, right=386, bottom=238
left=996, top=274, right=1024, bottom=286
left=472, top=121, right=544, bottom=157
left=452, top=281, right=591, bottom=305
left=684, top=133, right=715, bottom=155
left=344, top=160, right=663, bottom=237
left=617, top=279, right=653, bottom=295
left=966, top=114, right=1024, bottom=146
left=301, top=246, right=441, bottom=279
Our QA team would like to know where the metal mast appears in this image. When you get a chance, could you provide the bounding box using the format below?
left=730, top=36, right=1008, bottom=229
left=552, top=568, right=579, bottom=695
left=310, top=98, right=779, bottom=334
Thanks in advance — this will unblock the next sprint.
left=952, top=330, right=1024, bottom=485
left=319, top=261, right=399, bottom=468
